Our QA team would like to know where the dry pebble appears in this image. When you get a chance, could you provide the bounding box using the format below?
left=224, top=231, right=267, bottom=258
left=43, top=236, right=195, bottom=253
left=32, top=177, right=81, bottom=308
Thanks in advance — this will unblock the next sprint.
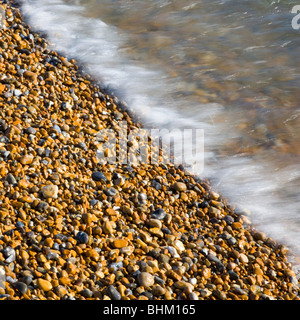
left=0, top=2, right=299, bottom=301
left=137, top=272, right=155, bottom=287
left=37, top=279, right=53, bottom=292
left=42, top=185, right=59, bottom=199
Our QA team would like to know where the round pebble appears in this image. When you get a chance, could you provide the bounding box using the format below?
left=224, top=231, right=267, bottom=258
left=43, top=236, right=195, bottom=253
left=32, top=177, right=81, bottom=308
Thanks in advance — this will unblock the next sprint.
left=137, top=272, right=155, bottom=287
left=151, top=208, right=166, bottom=220
left=13, top=282, right=28, bottom=295
left=37, top=279, right=52, bottom=292
left=76, top=231, right=89, bottom=244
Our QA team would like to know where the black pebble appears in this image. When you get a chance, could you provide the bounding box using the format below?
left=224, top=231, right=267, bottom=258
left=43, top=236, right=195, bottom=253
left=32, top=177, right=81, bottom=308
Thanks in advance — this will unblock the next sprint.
left=198, top=200, right=209, bottom=208
left=76, top=231, right=89, bottom=244
left=92, top=171, right=107, bottom=182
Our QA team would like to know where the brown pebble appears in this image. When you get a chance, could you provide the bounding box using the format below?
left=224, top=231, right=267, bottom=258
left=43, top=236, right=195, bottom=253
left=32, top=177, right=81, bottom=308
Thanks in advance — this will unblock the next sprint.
left=112, top=239, right=128, bottom=249
left=37, top=279, right=53, bottom=292
left=20, top=154, right=34, bottom=165
left=173, top=182, right=187, bottom=192
left=152, top=285, right=166, bottom=296
left=137, top=272, right=155, bottom=287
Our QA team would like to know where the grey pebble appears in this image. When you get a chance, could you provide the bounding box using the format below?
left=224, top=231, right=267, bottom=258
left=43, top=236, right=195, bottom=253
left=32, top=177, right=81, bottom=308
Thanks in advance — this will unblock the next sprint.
left=107, top=285, right=121, bottom=300
left=52, top=124, right=61, bottom=134
left=25, top=127, right=36, bottom=135
left=4, top=246, right=16, bottom=263
left=13, top=282, right=28, bottom=295
left=151, top=208, right=166, bottom=220
left=81, top=288, right=93, bottom=298
left=6, top=173, right=16, bottom=185
left=22, top=275, right=32, bottom=285
left=105, top=187, right=117, bottom=197
left=14, top=89, right=22, bottom=97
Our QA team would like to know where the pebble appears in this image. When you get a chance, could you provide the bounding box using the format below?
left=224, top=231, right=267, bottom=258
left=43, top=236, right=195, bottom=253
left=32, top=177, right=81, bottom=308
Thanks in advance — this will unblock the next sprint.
left=112, top=239, right=128, bottom=248
left=112, top=173, right=124, bottom=185
left=13, top=282, right=28, bottom=295
left=25, top=126, right=36, bottom=135
left=20, top=154, right=34, bottom=165
left=55, top=285, right=68, bottom=298
left=174, top=281, right=194, bottom=292
left=107, top=285, right=121, bottom=300
left=188, top=292, right=199, bottom=300
left=6, top=173, right=17, bottom=185
left=42, top=185, right=59, bottom=199
left=174, top=240, right=185, bottom=253
left=167, top=246, right=180, bottom=258
left=151, top=208, right=166, bottom=220
left=148, top=219, right=162, bottom=228
left=137, top=272, right=155, bottom=287
left=91, top=171, right=107, bottom=182
left=152, top=285, right=166, bottom=296
left=76, top=231, right=89, bottom=244
left=81, top=288, right=93, bottom=298
left=37, top=279, right=53, bottom=292
left=173, top=182, right=187, bottom=192
left=4, top=247, right=16, bottom=263
left=103, top=220, right=114, bottom=235
left=228, top=270, right=239, bottom=281
left=14, top=89, right=22, bottom=97
left=105, top=187, right=118, bottom=196
left=22, top=276, right=32, bottom=286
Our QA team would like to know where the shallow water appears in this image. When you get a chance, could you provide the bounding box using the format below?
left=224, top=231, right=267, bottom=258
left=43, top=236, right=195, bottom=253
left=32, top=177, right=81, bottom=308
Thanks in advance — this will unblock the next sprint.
left=20, top=0, right=300, bottom=262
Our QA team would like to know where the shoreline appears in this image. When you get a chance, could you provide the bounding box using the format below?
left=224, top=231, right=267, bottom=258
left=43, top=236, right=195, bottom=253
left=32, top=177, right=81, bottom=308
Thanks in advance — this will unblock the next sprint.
left=0, top=0, right=299, bottom=300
